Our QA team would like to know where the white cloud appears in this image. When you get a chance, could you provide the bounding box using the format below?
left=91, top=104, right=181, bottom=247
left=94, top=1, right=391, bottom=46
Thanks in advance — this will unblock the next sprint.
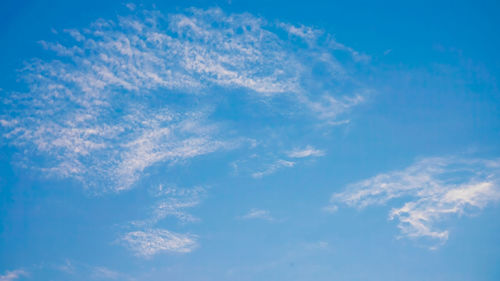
left=91, top=267, right=120, bottom=280
left=279, top=22, right=323, bottom=44
left=328, top=40, right=371, bottom=62
left=252, top=159, right=295, bottom=178
left=0, top=270, right=27, bottom=281
left=125, top=3, right=136, bottom=11
left=132, top=185, right=206, bottom=227
left=121, top=228, right=197, bottom=257
left=241, top=208, right=274, bottom=221
left=287, top=145, right=325, bottom=158
left=298, top=93, right=365, bottom=121
left=152, top=187, right=203, bottom=224
left=322, top=205, right=338, bottom=213
left=90, top=266, right=136, bottom=281
left=328, top=157, right=500, bottom=245
left=124, top=185, right=205, bottom=257
left=1, top=8, right=366, bottom=192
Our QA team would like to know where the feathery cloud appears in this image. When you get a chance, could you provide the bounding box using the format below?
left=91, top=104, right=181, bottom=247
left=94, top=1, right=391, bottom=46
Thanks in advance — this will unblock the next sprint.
left=252, top=159, right=295, bottom=178
left=132, top=185, right=206, bottom=227
left=327, top=157, right=500, bottom=245
left=287, top=145, right=325, bottom=158
left=91, top=267, right=120, bottom=280
left=1, top=7, right=367, bottom=192
left=241, top=208, right=274, bottom=221
left=121, top=228, right=197, bottom=257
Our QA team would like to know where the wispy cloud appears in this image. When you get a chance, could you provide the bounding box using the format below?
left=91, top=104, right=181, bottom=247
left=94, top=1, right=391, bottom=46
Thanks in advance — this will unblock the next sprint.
left=278, top=22, right=323, bottom=44
left=91, top=266, right=124, bottom=280
left=0, top=270, right=28, bottom=281
left=132, top=185, right=206, bottom=227
left=1, top=8, right=366, bottom=192
left=287, top=145, right=325, bottom=158
left=241, top=208, right=274, bottom=221
left=50, top=260, right=134, bottom=280
left=124, top=185, right=205, bottom=257
left=302, top=240, right=329, bottom=250
left=322, top=205, right=338, bottom=213
left=327, top=157, right=500, bottom=246
left=55, top=259, right=75, bottom=274
left=121, top=228, right=197, bottom=257
left=252, top=159, right=295, bottom=178
left=125, top=3, right=136, bottom=11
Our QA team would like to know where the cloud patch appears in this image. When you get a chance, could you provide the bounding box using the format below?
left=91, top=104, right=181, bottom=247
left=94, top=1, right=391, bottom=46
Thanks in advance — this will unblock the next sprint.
left=0, top=270, right=28, bottom=281
left=327, top=157, right=500, bottom=245
left=287, top=145, right=325, bottom=158
left=121, top=228, right=197, bottom=257
left=240, top=208, right=274, bottom=221
left=1, top=8, right=366, bottom=192
left=252, top=159, right=295, bottom=179
left=132, top=185, right=206, bottom=227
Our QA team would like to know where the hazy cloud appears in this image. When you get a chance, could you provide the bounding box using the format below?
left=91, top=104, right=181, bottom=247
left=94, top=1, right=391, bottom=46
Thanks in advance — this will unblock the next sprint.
left=0, top=270, right=28, bottom=281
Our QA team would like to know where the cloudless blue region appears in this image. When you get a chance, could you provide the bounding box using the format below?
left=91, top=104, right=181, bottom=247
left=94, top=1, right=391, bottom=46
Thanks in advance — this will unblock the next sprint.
left=0, top=1, right=499, bottom=281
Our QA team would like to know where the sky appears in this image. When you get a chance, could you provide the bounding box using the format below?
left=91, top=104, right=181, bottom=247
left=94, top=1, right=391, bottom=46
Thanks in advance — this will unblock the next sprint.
left=0, top=1, right=499, bottom=280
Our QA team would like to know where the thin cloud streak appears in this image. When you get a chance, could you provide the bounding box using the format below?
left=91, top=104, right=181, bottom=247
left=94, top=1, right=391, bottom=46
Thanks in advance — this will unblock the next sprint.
left=121, top=228, right=197, bottom=257
left=241, top=208, right=274, bottom=221
left=287, top=145, right=325, bottom=158
left=252, top=159, right=295, bottom=178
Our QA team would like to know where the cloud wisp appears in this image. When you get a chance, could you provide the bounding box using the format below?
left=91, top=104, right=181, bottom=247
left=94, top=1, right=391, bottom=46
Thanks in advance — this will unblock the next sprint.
left=240, top=208, right=274, bottom=221
left=287, top=145, right=325, bottom=158
left=132, top=185, right=206, bottom=227
left=0, top=270, right=28, bottom=281
left=123, top=185, right=205, bottom=257
left=121, top=228, right=197, bottom=257
left=252, top=159, right=295, bottom=179
left=327, top=157, right=500, bottom=245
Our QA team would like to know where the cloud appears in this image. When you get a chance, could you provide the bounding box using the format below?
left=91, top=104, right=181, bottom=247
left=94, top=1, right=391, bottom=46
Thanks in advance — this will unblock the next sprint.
left=121, top=228, right=197, bottom=257
left=151, top=185, right=205, bottom=223
left=279, top=22, right=323, bottom=44
left=55, top=259, right=75, bottom=274
left=132, top=185, right=206, bottom=227
left=241, top=208, right=274, bottom=221
left=123, top=185, right=205, bottom=257
left=50, top=260, right=135, bottom=280
left=0, top=7, right=366, bottom=193
left=125, top=3, right=136, bottom=11
left=0, top=270, right=28, bottom=281
left=90, top=266, right=132, bottom=280
left=252, top=159, right=295, bottom=178
left=322, top=205, right=338, bottom=213
left=287, top=145, right=325, bottom=158
left=303, top=240, right=329, bottom=250
left=328, top=157, right=500, bottom=245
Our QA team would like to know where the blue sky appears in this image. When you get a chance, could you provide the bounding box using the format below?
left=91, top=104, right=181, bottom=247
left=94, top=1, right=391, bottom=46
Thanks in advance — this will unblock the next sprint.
left=1, top=1, right=499, bottom=280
